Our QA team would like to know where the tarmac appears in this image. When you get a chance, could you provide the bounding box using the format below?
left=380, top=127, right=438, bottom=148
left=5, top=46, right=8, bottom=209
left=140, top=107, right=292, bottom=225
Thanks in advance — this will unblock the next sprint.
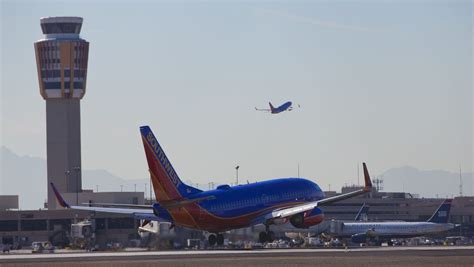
left=1, top=246, right=473, bottom=267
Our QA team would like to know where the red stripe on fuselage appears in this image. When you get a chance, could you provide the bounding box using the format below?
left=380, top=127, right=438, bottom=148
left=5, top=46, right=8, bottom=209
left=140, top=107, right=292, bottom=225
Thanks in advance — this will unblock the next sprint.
left=190, top=201, right=307, bottom=232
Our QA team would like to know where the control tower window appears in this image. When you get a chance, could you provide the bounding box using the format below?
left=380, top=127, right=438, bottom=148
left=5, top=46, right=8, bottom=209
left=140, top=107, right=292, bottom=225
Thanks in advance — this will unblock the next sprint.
left=44, top=82, right=61, bottom=89
left=41, top=23, right=81, bottom=34
left=74, top=81, right=84, bottom=89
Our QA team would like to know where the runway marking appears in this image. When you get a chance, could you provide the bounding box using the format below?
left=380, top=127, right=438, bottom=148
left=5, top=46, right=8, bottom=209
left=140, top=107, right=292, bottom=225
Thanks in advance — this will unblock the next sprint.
left=1, top=246, right=473, bottom=261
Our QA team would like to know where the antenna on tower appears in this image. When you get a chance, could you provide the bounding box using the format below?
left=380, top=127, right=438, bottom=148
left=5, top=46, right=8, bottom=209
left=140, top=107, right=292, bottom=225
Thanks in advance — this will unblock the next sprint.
left=373, top=176, right=384, bottom=192
left=459, top=165, right=463, bottom=197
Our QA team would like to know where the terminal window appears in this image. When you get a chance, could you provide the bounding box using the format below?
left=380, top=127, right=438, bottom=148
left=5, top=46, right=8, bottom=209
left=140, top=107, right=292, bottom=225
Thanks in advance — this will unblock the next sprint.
left=0, top=220, right=18, bottom=232
left=107, top=218, right=135, bottom=229
left=20, top=220, right=47, bottom=231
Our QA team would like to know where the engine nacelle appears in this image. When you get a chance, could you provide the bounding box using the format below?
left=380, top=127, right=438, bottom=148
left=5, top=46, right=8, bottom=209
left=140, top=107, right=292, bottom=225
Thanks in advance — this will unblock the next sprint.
left=351, top=233, right=368, bottom=244
left=351, top=230, right=378, bottom=244
left=289, top=208, right=324, bottom=228
left=272, top=218, right=288, bottom=225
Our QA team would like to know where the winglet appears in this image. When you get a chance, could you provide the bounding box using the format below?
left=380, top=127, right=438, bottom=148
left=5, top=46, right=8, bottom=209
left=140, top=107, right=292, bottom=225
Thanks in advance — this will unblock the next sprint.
left=363, top=162, right=373, bottom=191
left=50, top=183, right=70, bottom=208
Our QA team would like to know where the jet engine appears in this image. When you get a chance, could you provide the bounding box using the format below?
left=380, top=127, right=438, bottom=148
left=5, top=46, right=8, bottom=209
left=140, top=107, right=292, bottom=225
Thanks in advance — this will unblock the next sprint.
left=351, top=233, right=368, bottom=244
left=289, top=207, right=324, bottom=228
left=351, top=229, right=377, bottom=244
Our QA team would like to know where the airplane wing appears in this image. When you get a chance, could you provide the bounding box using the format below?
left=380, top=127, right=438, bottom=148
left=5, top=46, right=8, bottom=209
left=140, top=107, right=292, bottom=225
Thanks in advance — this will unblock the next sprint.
left=51, top=183, right=214, bottom=221
left=252, top=163, right=373, bottom=226
left=82, top=195, right=215, bottom=209
left=255, top=107, right=271, bottom=112
left=50, top=182, right=167, bottom=221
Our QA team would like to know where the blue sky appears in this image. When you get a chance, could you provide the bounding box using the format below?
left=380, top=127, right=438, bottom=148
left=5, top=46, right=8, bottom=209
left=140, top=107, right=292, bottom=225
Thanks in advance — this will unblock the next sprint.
left=1, top=1, right=472, bottom=192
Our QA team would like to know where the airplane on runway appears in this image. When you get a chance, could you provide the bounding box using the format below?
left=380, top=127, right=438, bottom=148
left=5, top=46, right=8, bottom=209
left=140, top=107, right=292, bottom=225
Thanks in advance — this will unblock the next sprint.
left=269, top=202, right=371, bottom=236
left=51, top=125, right=373, bottom=246
left=255, top=101, right=298, bottom=114
left=334, top=199, right=456, bottom=245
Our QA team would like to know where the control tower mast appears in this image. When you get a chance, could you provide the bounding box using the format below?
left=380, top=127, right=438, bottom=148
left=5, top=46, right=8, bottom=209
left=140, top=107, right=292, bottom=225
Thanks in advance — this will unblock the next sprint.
left=34, top=17, right=89, bottom=209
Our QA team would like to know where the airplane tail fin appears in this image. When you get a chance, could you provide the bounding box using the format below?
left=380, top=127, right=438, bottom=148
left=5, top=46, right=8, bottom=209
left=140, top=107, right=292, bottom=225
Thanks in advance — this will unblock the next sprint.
left=50, top=182, right=70, bottom=208
left=269, top=102, right=275, bottom=113
left=362, top=163, right=373, bottom=191
left=354, top=203, right=370, bottom=221
left=427, top=199, right=453, bottom=223
left=140, top=126, right=202, bottom=202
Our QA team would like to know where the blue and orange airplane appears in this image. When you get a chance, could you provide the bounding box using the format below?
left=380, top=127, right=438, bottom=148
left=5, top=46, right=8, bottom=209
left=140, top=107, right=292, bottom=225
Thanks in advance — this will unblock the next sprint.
left=255, top=101, right=297, bottom=114
left=51, top=126, right=373, bottom=245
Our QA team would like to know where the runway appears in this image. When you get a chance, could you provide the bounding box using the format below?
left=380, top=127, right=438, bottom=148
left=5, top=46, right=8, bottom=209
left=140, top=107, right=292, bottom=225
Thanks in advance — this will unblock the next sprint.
left=1, top=246, right=473, bottom=267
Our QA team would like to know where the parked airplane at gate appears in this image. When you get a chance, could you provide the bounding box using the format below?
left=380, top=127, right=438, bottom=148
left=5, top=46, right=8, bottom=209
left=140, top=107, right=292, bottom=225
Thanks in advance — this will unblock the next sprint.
left=255, top=101, right=297, bottom=114
left=333, top=199, right=456, bottom=245
left=51, top=125, right=373, bottom=246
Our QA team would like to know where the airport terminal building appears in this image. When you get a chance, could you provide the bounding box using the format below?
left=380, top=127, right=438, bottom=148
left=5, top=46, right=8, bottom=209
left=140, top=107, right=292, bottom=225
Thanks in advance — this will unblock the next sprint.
left=0, top=188, right=472, bottom=248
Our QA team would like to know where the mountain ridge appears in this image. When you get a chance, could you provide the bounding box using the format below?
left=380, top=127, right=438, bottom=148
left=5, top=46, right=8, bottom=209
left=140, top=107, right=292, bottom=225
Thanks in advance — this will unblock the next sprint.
left=1, top=146, right=472, bottom=209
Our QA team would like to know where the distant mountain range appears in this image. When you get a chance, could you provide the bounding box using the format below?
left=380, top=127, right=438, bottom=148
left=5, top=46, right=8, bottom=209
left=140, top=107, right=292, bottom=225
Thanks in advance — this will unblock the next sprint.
left=379, top=165, right=472, bottom=198
left=1, top=146, right=472, bottom=210
left=0, top=146, right=148, bottom=210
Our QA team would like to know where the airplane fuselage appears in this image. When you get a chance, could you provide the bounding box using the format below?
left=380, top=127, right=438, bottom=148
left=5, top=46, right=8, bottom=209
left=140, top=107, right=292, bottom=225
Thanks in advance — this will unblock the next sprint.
left=272, top=101, right=292, bottom=114
left=341, top=221, right=456, bottom=238
left=153, top=178, right=324, bottom=232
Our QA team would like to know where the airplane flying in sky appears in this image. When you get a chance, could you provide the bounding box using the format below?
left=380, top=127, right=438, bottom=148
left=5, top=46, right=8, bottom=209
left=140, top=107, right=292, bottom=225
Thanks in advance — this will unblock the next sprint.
left=333, top=199, right=456, bottom=245
left=255, top=101, right=298, bottom=114
left=51, top=125, right=373, bottom=246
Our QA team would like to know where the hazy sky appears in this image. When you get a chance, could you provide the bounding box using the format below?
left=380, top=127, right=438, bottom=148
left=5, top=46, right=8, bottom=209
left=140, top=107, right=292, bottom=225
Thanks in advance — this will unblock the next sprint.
left=1, top=1, right=472, bottom=192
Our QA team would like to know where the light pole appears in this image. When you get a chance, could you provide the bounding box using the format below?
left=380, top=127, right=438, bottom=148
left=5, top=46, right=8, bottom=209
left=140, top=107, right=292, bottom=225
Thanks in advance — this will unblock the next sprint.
left=144, top=183, right=147, bottom=203
left=235, top=165, right=240, bottom=185
left=73, top=166, right=81, bottom=205
left=65, top=170, right=71, bottom=192
left=149, top=178, right=152, bottom=201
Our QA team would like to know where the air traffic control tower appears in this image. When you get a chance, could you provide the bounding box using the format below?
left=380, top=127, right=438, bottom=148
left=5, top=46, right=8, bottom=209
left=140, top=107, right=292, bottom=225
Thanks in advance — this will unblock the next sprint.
left=34, top=17, right=89, bottom=209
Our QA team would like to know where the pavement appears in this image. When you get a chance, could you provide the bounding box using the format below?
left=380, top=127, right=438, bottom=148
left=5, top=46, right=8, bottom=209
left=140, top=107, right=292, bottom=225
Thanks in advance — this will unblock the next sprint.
left=1, top=246, right=473, bottom=267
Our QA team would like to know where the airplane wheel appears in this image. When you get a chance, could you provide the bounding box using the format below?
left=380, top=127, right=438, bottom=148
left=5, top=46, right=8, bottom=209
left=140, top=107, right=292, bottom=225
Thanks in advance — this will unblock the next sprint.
left=267, top=231, right=275, bottom=242
left=259, top=231, right=268, bottom=243
left=216, top=234, right=224, bottom=246
left=208, top=234, right=217, bottom=246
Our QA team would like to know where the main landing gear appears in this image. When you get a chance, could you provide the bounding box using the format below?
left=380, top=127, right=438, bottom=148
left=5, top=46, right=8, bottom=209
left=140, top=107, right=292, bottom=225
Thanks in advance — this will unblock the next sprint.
left=208, top=233, right=224, bottom=246
left=259, top=225, right=275, bottom=243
